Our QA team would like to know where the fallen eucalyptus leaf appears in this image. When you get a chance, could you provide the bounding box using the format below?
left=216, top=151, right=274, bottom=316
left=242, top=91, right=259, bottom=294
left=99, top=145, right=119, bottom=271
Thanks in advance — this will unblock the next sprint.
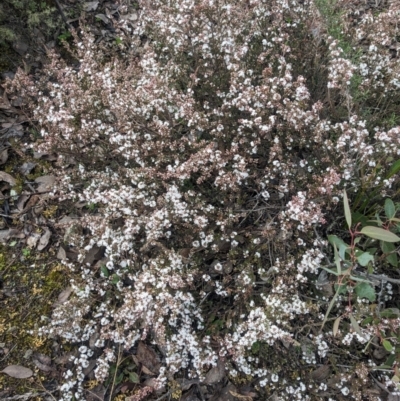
left=84, top=1, right=99, bottom=11
left=34, top=175, right=56, bottom=193
left=205, top=358, right=225, bottom=384
left=57, top=246, right=67, bottom=260
left=2, top=365, right=33, bottom=379
left=0, top=171, right=16, bottom=186
left=57, top=287, right=73, bottom=304
left=136, top=341, right=161, bottom=375
left=37, top=228, right=51, bottom=251
left=0, top=148, right=8, bottom=165
left=27, top=233, right=41, bottom=248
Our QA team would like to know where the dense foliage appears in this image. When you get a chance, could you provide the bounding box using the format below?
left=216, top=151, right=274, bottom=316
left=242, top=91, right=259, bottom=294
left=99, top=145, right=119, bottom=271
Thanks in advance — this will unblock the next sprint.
left=7, top=0, right=400, bottom=399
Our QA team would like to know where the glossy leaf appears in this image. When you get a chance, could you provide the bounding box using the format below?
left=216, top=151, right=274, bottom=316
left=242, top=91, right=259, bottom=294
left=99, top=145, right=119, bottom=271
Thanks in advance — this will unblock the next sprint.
left=360, top=226, right=400, bottom=243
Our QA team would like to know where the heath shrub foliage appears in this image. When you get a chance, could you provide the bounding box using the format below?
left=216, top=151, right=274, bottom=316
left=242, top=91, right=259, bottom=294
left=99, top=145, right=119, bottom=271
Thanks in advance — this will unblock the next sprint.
left=8, top=0, right=400, bottom=399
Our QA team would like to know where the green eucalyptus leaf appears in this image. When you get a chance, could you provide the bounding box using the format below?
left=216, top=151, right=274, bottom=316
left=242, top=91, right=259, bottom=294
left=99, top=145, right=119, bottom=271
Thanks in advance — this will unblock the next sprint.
left=343, top=189, right=352, bottom=229
left=356, top=252, right=374, bottom=267
left=328, top=235, right=350, bottom=260
left=360, top=226, right=400, bottom=243
left=380, top=308, right=400, bottom=318
left=382, top=339, right=393, bottom=352
left=352, top=211, right=368, bottom=226
left=384, top=198, right=396, bottom=220
left=386, top=252, right=398, bottom=268
left=355, top=282, right=376, bottom=302
left=387, top=159, right=400, bottom=179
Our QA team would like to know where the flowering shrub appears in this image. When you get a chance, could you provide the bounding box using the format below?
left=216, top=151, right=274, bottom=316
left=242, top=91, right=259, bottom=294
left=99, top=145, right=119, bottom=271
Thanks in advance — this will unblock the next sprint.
left=7, top=0, right=400, bottom=399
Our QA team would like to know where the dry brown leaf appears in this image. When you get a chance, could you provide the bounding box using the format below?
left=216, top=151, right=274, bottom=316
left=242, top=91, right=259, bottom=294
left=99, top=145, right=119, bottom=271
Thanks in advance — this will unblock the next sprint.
left=33, top=352, right=51, bottom=366
left=57, top=246, right=67, bottom=260
left=83, top=246, right=106, bottom=266
left=209, top=382, right=237, bottom=401
left=16, top=194, right=30, bottom=212
left=176, top=378, right=199, bottom=391
left=205, top=358, right=225, bottom=384
left=57, top=287, right=73, bottom=304
left=1, top=365, right=33, bottom=379
left=21, top=194, right=39, bottom=212
left=229, top=390, right=253, bottom=401
left=37, top=228, right=51, bottom=251
left=0, top=228, right=24, bottom=243
left=141, top=365, right=155, bottom=375
left=27, top=233, right=41, bottom=248
left=311, top=365, right=331, bottom=382
left=19, top=162, right=36, bottom=175
left=0, top=148, right=8, bottom=165
left=0, top=171, right=16, bottom=186
left=84, top=1, right=99, bottom=11
left=32, top=354, right=54, bottom=372
left=34, top=175, right=56, bottom=193
left=136, top=341, right=161, bottom=375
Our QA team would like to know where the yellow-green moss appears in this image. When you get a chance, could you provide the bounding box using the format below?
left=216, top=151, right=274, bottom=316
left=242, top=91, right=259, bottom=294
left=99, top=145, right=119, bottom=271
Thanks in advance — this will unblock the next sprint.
left=0, top=245, right=71, bottom=395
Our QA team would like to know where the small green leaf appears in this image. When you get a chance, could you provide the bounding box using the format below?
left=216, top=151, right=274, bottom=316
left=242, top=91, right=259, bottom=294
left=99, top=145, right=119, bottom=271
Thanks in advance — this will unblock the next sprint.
left=361, top=316, right=373, bottom=325
left=100, top=265, right=109, bottom=278
left=360, top=226, right=400, bottom=243
left=343, top=189, right=352, bottom=229
left=386, top=252, right=398, bottom=268
left=328, top=235, right=350, bottom=259
left=352, top=211, right=368, bottom=226
left=384, top=199, right=396, bottom=220
left=128, top=371, right=140, bottom=383
left=380, top=308, right=400, bottom=318
left=355, top=282, right=376, bottom=302
left=383, top=340, right=393, bottom=352
left=356, top=252, right=374, bottom=267
left=111, top=274, right=120, bottom=284
left=385, top=354, right=396, bottom=368
left=387, top=159, right=400, bottom=179
left=381, top=241, right=398, bottom=267
left=334, top=283, right=348, bottom=295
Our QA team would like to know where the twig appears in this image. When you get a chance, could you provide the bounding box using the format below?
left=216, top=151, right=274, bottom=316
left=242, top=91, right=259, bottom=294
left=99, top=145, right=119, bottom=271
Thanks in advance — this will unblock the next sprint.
left=53, top=0, right=72, bottom=30
left=357, top=272, right=400, bottom=285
